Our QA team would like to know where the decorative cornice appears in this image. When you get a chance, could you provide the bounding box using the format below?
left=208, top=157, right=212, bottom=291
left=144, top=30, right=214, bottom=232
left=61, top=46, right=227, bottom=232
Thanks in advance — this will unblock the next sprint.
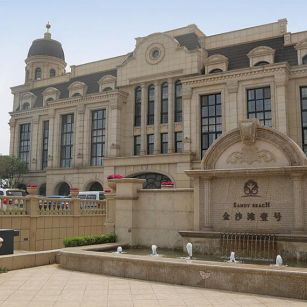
left=183, top=64, right=290, bottom=88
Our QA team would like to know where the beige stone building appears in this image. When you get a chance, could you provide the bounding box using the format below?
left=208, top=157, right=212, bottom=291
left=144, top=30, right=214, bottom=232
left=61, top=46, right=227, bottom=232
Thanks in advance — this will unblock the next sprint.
left=9, top=19, right=307, bottom=196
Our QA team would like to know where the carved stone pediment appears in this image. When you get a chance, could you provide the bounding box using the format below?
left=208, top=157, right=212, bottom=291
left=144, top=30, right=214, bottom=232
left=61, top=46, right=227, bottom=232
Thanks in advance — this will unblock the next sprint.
left=240, top=119, right=259, bottom=145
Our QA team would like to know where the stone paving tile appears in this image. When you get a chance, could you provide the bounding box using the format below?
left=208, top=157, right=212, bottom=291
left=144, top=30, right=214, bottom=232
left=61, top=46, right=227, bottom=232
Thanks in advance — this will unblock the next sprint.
left=0, top=264, right=306, bottom=307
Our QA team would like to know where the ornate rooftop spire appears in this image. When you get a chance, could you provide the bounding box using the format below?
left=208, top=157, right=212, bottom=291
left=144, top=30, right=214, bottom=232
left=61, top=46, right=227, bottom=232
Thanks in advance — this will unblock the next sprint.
left=44, top=22, right=51, bottom=39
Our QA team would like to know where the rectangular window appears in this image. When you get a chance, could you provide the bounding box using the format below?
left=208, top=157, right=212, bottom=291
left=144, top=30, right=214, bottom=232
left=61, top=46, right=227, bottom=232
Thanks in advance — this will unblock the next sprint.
left=161, top=83, right=168, bottom=123
left=91, top=109, right=106, bottom=166
left=247, top=87, right=272, bottom=127
left=175, top=131, right=183, bottom=153
left=134, top=87, right=142, bottom=127
left=201, top=93, right=222, bottom=157
left=134, top=135, right=141, bottom=155
left=60, top=114, right=74, bottom=168
left=147, top=86, right=155, bottom=125
left=300, top=87, right=307, bottom=154
left=41, top=120, right=49, bottom=169
left=19, top=123, right=31, bottom=165
left=161, top=133, right=168, bottom=154
left=175, top=81, right=182, bottom=122
left=147, top=134, right=154, bottom=155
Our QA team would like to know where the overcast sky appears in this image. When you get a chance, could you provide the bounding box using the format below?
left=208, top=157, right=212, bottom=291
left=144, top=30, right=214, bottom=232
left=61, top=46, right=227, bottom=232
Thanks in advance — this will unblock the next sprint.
left=0, top=0, right=307, bottom=155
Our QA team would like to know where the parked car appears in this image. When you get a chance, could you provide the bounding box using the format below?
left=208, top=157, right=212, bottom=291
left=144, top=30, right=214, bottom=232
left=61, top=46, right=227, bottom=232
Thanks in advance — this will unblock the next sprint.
left=0, top=188, right=26, bottom=210
left=78, top=191, right=105, bottom=209
left=43, top=195, right=70, bottom=210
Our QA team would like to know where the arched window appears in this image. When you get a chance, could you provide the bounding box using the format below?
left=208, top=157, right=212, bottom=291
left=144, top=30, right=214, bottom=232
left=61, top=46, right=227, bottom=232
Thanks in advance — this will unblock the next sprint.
left=39, top=183, right=47, bottom=196
left=35, top=67, right=42, bottom=80
left=147, top=85, right=155, bottom=125
left=209, top=68, right=223, bottom=74
left=134, top=86, right=141, bottom=127
left=88, top=181, right=103, bottom=191
left=174, top=80, right=182, bottom=122
left=72, top=92, right=82, bottom=97
left=103, top=87, right=112, bottom=92
left=57, top=182, right=70, bottom=196
left=49, top=69, right=56, bottom=78
left=22, top=102, right=30, bottom=110
left=46, top=97, right=54, bottom=102
left=303, top=55, right=307, bottom=65
left=254, top=61, right=269, bottom=66
left=130, top=172, right=172, bottom=189
left=161, top=82, right=168, bottom=123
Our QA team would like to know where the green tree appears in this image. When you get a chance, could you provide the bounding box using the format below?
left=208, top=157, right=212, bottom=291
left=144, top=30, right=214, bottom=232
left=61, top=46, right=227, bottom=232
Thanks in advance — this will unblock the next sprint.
left=0, top=156, right=28, bottom=188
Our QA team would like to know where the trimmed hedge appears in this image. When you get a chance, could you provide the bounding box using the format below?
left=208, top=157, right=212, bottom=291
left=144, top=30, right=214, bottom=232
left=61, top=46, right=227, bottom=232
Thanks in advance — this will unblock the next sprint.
left=63, top=233, right=116, bottom=247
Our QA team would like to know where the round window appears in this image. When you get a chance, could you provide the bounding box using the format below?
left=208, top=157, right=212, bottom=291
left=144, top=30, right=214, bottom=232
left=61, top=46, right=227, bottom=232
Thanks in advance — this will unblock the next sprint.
left=151, top=48, right=160, bottom=59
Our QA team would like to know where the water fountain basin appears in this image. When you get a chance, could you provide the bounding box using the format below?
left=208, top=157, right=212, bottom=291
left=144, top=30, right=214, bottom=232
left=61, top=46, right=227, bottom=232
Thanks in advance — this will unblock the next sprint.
left=59, top=243, right=307, bottom=300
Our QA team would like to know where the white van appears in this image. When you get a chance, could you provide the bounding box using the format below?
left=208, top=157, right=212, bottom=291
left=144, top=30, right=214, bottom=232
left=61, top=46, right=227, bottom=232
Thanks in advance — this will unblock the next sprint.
left=77, top=191, right=105, bottom=209
left=77, top=191, right=105, bottom=200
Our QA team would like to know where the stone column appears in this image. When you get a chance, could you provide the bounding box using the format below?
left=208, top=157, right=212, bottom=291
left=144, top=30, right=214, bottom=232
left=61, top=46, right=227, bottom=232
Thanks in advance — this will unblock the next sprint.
left=154, top=81, right=161, bottom=154
left=275, top=73, right=288, bottom=134
left=193, top=177, right=203, bottom=230
left=226, top=81, right=239, bottom=131
left=291, top=173, right=304, bottom=232
left=168, top=78, right=174, bottom=153
left=30, top=115, right=39, bottom=171
left=140, top=83, right=147, bottom=155
left=182, top=86, right=192, bottom=153
left=47, top=109, right=55, bottom=168
left=114, top=178, right=145, bottom=245
left=108, top=97, right=122, bottom=157
left=74, top=104, right=85, bottom=167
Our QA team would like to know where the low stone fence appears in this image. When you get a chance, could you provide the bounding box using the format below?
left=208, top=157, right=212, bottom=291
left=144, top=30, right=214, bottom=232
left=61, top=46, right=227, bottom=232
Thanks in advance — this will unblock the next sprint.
left=0, top=196, right=110, bottom=251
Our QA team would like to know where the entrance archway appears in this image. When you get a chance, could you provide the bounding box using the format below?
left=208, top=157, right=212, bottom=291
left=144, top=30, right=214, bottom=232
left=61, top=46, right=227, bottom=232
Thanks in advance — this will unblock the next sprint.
left=130, top=172, right=172, bottom=189
left=57, top=182, right=70, bottom=196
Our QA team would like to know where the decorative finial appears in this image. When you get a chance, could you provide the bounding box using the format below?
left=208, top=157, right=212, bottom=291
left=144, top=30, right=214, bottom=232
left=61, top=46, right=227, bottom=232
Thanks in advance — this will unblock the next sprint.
left=46, top=22, right=51, bottom=32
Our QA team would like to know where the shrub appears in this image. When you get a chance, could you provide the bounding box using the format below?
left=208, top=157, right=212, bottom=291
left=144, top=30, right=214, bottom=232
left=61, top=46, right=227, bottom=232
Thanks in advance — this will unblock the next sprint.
left=0, top=267, right=8, bottom=273
left=63, top=233, right=116, bottom=247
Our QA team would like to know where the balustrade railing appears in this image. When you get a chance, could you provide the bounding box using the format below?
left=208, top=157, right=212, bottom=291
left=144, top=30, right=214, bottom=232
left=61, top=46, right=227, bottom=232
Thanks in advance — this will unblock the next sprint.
left=0, top=195, right=107, bottom=216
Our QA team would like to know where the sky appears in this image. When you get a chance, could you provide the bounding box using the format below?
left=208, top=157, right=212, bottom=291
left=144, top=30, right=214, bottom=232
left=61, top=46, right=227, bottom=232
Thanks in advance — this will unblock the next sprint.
left=0, top=0, right=307, bottom=155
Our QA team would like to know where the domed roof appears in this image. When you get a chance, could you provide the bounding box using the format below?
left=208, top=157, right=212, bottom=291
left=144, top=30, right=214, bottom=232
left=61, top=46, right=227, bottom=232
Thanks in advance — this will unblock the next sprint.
left=27, top=24, right=65, bottom=61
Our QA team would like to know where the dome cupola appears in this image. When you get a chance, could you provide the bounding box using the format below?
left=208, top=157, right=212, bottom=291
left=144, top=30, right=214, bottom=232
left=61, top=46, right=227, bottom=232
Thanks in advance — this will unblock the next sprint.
left=25, top=23, right=66, bottom=82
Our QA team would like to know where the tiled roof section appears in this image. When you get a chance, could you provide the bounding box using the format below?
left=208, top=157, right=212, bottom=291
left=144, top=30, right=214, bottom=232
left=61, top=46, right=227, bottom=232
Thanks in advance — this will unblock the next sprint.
left=31, top=69, right=117, bottom=108
left=207, top=36, right=298, bottom=70
left=175, top=33, right=200, bottom=50
left=28, top=38, right=65, bottom=60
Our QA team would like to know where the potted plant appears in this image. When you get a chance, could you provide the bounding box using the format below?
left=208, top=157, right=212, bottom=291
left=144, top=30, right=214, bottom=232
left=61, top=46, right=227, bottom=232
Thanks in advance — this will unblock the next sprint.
left=161, top=181, right=175, bottom=189
left=26, top=183, right=38, bottom=195
left=70, top=187, right=80, bottom=198
left=107, top=174, right=124, bottom=191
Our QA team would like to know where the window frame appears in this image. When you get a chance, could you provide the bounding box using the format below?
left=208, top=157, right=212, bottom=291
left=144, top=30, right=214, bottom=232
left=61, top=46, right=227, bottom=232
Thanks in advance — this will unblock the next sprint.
left=35, top=67, right=42, bottom=80
left=60, top=114, right=74, bottom=168
left=174, top=80, right=182, bottom=122
left=175, top=131, right=183, bottom=153
left=41, top=120, right=49, bottom=169
left=134, top=87, right=142, bottom=127
left=134, top=135, right=141, bottom=155
left=19, top=123, right=31, bottom=165
left=147, top=134, right=154, bottom=155
left=91, top=109, right=106, bottom=166
left=160, top=133, right=168, bottom=154
left=147, top=85, right=155, bottom=125
left=246, top=86, right=272, bottom=127
left=200, top=93, right=222, bottom=158
left=300, top=86, right=307, bottom=154
left=161, top=82, right=168, bottom=124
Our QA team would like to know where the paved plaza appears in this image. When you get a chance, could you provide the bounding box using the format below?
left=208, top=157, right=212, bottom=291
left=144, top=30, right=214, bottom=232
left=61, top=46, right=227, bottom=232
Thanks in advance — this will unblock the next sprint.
left=0, top=265, right=305, bottom=306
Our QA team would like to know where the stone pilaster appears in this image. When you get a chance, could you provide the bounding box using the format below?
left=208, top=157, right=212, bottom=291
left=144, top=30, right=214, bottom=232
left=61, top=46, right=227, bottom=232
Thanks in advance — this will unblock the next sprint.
left=47, top=110, right=55, bottom=168
left=275, top=73, right=288, bottom=134
left=168, top=78, right=174, bottom=153
left=226, top=80, right=239, bottom=131
left=75, top=104, right=85, bottom=167
left=9, top=119, right=16, bottom=156
left=203, top=178, right=212, bottom=230
left=30, top=115, right=39, bottom=171
left=182, top=86, right=192, bottom=153
left=291, top=173, right=304, bottom=232
left=140, top=83, right=147, bottom=155
left=154, top=81, right=160, bottom=154
left=108, top=98, right=122, bottom=157
left=114, top=178, right=145, bottom=245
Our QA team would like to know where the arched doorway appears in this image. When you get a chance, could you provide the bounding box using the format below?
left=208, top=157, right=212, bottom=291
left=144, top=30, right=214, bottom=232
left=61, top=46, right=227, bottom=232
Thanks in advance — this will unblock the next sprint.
left=39, top=183, right=46, bottom=196
left=130, top=172, right=172, bottom=189
left=88, top=181, right=103, bottom=191
left=57, top=182, right=70, bottom=196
